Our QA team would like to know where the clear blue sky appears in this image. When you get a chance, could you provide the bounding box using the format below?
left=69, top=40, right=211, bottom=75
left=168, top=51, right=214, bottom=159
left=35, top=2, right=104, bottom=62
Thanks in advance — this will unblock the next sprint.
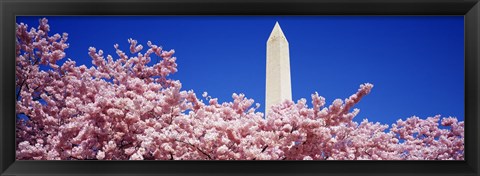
left=16, top=16, right=464, bottom=126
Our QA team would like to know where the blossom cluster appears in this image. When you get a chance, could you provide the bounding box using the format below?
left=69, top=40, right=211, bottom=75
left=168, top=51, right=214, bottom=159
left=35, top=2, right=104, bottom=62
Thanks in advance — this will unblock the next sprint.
left=15, top=18, right=464, bottom=160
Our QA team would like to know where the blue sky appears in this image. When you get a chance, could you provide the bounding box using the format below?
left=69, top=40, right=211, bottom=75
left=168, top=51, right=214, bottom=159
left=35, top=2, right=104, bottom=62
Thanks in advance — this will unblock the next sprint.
left=16, top=16, right=464, bottom=126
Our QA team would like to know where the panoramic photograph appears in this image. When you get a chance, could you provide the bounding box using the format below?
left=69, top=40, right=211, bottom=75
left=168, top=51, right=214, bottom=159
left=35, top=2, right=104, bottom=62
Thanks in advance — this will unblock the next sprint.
left=15, top=16, right=464, bottom=160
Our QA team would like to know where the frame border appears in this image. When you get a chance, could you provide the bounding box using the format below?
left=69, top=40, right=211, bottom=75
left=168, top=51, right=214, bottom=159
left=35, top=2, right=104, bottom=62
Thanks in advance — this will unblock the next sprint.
left=1, top=0, right=479, bottom=176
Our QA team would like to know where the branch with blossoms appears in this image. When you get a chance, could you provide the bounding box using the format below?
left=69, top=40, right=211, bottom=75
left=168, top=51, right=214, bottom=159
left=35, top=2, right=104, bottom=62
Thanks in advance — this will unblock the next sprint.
left=15, top=18, right=464, bottom=160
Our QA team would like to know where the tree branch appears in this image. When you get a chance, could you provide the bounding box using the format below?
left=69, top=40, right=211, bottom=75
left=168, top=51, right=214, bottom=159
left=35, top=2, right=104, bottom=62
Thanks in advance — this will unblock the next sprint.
left=175, top=139, right=212, bottom=160
left=16, top=79, right=26, bottom=101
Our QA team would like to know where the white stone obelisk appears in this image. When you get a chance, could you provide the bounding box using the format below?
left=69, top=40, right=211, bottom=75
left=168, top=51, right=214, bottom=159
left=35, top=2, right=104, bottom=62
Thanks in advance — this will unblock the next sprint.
left=265, top=22, right=292, bottom=116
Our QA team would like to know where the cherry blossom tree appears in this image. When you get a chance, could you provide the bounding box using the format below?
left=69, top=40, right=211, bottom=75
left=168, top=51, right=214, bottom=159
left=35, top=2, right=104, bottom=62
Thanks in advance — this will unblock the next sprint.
left=15, top=18, right=464, bottom=160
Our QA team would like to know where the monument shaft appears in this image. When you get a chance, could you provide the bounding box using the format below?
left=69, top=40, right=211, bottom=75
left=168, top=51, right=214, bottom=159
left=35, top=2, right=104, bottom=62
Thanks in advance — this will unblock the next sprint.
left=266, top=22, right=292, bottom=116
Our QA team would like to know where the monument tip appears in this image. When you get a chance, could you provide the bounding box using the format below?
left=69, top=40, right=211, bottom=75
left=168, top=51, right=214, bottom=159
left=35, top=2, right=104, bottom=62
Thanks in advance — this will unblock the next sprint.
left=268, top=21, right=287, bottom=42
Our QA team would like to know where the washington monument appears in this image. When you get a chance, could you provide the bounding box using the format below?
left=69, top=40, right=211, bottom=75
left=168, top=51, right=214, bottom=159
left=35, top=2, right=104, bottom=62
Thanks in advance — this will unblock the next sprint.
left=265, top=22, right=292, bottom=116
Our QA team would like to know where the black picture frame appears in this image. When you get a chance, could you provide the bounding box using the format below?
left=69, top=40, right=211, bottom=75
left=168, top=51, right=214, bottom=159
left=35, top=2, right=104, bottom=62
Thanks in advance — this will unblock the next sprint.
left=1, top=0, right=479, bottom=176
